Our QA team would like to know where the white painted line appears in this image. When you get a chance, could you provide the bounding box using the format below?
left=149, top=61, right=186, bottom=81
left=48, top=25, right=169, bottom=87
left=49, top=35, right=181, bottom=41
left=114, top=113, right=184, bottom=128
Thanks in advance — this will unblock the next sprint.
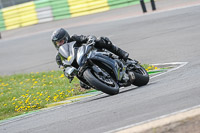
left=150, top=62, right=188, bottom=79
left=0, top=62, right=188, bottom=126
left=107, top=62, right=191, bottom=133
left=107, top=104, right=200, bottom=133
left=0, top=92, right=101, bottom=126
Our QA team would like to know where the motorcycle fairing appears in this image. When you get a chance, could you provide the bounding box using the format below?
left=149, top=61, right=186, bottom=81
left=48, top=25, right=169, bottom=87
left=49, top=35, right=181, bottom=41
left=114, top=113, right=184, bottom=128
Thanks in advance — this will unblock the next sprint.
left=76, top=44, right=93, bottom=67
left=58, top=41, right=77, bottom=66
left=88, top=53, right=121, bottom=81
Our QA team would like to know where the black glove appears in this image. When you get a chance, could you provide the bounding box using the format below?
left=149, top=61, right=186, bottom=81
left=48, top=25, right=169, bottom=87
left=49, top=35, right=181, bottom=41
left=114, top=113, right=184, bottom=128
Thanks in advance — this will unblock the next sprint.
left=87, top=35, right=97, bottom=44
left=56, top=54, right=63, bottom=67
left=98, top=37, right=112, bottom=45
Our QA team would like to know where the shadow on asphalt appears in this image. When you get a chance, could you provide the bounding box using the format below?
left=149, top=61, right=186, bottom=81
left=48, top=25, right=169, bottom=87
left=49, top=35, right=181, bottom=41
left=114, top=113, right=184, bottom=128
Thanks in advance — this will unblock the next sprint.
left=78, top=82, right=156, bottom=104
left=119, top=82, right=156, bottom=94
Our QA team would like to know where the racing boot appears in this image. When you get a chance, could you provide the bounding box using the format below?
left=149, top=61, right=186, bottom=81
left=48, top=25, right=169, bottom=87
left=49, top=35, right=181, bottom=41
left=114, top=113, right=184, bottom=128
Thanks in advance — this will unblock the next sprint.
left=80, top=81, right=91, bottom=89
left=116, top=47, right=129, bottom=61
left=98, top=37, right=129, bottom=61
left=110, top=45, right=129, bottom=61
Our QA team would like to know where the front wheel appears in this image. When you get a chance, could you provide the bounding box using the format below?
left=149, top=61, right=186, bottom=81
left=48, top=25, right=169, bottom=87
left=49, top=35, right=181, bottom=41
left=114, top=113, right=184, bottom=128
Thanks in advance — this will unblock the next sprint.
left=83, top=68, right=119, bottom=95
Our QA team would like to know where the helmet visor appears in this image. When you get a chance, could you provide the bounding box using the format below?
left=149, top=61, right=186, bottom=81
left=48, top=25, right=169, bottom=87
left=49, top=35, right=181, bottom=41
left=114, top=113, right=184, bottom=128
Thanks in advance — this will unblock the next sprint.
left=56, top=39, right=65, bottom=47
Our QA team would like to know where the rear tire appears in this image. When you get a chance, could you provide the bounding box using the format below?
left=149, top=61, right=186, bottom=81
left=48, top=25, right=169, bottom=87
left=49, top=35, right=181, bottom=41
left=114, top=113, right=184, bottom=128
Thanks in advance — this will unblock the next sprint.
left=132, top=66, right=149, bottom=86
left=83, top=68, right=119, bottom=95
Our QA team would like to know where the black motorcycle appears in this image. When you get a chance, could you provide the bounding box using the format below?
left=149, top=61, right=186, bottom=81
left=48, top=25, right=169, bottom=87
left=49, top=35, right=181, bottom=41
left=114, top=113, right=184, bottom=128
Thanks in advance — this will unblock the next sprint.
left=59, top=37, right=149, bottom=95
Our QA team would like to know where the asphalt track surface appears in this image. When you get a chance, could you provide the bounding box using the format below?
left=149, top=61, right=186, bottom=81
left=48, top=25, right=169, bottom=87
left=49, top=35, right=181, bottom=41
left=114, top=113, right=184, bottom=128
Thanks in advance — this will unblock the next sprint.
left=1, top=2, right=200, bottom=133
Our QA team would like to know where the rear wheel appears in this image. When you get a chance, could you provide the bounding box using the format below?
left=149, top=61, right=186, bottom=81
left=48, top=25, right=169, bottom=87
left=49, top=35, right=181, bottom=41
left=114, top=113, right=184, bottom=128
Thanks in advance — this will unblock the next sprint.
left=132, top=65, right=149, bottom=86
left=83, top=68, right=119, bottom=95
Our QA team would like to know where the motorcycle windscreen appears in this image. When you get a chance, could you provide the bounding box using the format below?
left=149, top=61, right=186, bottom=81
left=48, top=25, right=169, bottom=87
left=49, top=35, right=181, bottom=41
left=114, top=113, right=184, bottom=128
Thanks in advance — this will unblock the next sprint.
left=76, top=45, right=85, bottom=66
left=76, top=44, right=92, bottom=66
left=58, top=41, right=76, bottom=66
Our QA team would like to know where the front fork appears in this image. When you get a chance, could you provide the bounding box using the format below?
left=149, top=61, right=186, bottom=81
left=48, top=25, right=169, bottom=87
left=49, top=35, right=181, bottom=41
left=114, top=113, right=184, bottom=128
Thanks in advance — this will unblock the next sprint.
left=77, top=60, right=90, bottom=78
left=76, top=60, right=93, bottom=88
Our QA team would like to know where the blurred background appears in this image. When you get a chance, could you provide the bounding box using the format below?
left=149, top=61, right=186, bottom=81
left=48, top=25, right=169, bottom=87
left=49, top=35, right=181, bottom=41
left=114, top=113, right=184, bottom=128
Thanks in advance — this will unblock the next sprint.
left=0, top=0, right=32, bottom=9
left=0, top=0, right=149, bottom=31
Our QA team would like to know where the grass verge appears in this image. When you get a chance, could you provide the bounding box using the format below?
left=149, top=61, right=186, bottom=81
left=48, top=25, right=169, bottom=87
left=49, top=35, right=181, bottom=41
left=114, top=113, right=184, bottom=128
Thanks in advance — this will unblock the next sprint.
left=0, top=64, right=157, bottom=120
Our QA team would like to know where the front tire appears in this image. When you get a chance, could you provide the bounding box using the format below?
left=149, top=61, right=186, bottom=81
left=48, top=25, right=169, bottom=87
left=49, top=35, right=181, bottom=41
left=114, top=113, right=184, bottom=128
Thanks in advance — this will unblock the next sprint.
left=83, top=68, right=119, bottom=95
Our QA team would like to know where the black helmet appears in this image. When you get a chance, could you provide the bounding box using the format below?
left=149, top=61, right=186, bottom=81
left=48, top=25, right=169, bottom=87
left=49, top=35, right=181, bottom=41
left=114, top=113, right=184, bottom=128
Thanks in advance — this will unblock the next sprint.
left=51, top=28, right=70, bottom=49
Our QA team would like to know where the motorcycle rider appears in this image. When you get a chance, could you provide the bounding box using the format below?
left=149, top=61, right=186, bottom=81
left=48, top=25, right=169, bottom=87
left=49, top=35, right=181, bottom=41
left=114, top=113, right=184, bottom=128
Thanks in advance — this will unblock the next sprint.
left=51, top=28, right=129, bottom=89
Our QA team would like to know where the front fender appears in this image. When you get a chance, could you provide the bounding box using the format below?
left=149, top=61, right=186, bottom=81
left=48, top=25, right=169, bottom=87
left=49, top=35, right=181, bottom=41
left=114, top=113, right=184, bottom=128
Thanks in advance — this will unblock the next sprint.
left=89, top=53, right=120, bottom=80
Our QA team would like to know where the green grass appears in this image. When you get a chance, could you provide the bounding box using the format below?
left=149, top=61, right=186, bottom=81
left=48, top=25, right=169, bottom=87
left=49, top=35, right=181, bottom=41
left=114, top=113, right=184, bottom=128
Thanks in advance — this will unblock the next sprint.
left=142, top=64, right=159, bottom=71
left=0, top=70, right=90, bottom=120
left=0, top=64, right=160, bottom=120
